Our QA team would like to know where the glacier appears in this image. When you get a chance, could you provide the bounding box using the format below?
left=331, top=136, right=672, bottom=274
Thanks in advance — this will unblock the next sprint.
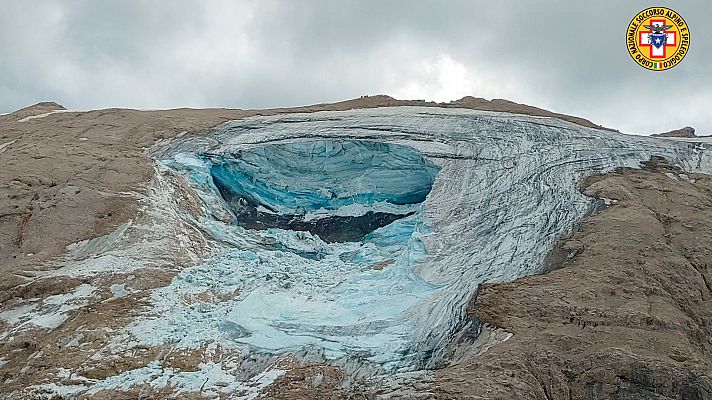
left=12, top=106, right=712, bottom=396
left=137, top=107, right=711, bottom=374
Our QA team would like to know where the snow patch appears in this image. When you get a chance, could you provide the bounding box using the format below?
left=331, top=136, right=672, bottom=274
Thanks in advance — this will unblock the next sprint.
left=17, top=110, right=68, bottom=122
left=81, top=360, right=285, bottom=398
left=0, top=139, right=16, bottom=153
left=109, top=283, right=128, bottom=298
left=0, top=284, right=95, bottom=334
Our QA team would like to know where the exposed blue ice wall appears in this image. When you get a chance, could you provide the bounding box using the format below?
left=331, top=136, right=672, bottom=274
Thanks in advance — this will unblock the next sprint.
left=205, top=141, right=439, bottom=242
left=209, top=140, right=439, bottom=214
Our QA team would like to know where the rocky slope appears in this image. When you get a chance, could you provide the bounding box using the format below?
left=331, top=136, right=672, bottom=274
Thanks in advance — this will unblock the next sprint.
left=652, top=127, right=698, bottom=138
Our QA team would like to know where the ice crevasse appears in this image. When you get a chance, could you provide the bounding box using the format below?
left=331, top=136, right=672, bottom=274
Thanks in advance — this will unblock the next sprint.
left=122, top=107, right=712, bottom=376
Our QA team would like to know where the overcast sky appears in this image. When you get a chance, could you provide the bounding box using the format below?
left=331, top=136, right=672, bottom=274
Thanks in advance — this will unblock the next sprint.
left=0, top=0, right=709, bottom=134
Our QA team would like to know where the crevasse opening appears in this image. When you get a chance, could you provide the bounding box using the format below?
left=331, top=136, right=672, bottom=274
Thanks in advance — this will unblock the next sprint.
left=208, top=140, right=438, bottom=242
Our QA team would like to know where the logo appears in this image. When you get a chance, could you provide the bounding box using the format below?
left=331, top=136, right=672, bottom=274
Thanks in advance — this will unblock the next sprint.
left=626, top=7, right=690, bottom=71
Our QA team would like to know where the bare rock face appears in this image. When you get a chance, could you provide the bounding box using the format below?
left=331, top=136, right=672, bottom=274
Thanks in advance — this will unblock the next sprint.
left=448, top=96, right=616, bottom=131
left=3, top=102, right=66, bottom=121
left=433, top=156, right=712, bottom=400
left=652, top=126, right=697, bottom=138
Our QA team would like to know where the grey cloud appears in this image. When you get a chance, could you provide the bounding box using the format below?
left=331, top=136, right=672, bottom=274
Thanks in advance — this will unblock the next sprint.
left=0, top=0, right=709, bottom=134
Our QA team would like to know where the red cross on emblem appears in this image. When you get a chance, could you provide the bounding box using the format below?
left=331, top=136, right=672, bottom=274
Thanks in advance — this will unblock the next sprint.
left=639, top=19, right=677, bottom=59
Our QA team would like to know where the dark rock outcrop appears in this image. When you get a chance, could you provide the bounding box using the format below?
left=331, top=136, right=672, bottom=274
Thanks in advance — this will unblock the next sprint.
left=652, top=126, right=697, bottom=138
left=448, top=96, right=616, bottom=131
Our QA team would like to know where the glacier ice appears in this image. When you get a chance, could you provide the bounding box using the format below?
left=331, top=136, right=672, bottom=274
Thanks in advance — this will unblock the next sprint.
left=29, top=107, right=712, bottom=391
left=206, top=140, right=439, bottom=242
left=208, top=140, right=438, bottom=215
left=134, top=107, right=711, bottom=376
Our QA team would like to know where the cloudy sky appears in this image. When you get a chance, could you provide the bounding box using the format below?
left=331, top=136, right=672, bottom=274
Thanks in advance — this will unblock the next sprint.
left=0, top=0, right=709, bottom=134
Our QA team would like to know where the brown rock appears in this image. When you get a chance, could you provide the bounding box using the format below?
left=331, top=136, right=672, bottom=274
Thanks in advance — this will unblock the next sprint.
left=651, top=126, right=697, bottom=138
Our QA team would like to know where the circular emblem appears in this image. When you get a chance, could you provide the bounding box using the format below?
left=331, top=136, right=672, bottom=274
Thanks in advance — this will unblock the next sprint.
left=626, top=7, right=690, bottom=71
